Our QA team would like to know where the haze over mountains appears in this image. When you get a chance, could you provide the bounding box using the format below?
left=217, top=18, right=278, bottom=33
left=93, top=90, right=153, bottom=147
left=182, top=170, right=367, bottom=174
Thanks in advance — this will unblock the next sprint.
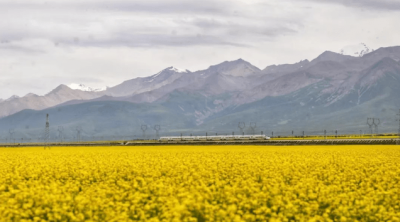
left=1, top=45, right=400, bottom=139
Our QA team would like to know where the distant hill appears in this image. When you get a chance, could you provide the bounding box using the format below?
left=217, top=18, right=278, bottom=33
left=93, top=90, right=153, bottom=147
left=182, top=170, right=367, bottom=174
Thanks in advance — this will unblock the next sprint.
left=1, top=46, right=400, bottom=139
left=0, top=85, right=103, bottom=118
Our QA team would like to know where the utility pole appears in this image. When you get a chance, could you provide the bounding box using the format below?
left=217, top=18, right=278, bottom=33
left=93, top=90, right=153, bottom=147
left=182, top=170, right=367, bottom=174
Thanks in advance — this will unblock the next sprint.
left=373, top=118, right=380, bottom=137
left=44, top=114, right=50, bottom=149
left=367, top=118, right=374, bottom=138
left=58, top=126, right=64, bottom=143
left=8, top=129, right=14, bottom=144
left=250, top=122, right=256, bottom=135
left=238, top=122, right=245, bottom=135
left=141, top=125, right=147, bottom=140
left=154, top=125, right=160, bottom=139
left=76, top=126, right=82, bottom=142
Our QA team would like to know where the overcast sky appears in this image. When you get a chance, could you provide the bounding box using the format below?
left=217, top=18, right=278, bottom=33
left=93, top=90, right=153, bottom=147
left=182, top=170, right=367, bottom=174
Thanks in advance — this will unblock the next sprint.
left=0, top=0, right=400, bottom=99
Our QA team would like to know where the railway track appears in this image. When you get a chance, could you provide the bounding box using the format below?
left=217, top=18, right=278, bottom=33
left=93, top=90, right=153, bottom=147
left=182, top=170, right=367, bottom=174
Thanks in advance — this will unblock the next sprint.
left=124, top=139, right=399, bottom=146
left=1, top=138, right=399, bottom=147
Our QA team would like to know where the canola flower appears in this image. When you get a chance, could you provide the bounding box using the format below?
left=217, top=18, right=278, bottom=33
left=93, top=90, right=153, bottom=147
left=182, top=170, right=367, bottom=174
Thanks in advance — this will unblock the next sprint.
left=0, top=145, right=399, bottom=221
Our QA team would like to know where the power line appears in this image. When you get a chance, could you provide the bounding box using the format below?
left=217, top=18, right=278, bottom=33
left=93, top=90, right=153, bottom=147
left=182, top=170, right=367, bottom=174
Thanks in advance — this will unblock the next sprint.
left=250, top=122, right=256, bottom=135
left=373, top=118, right=380, bottom=136
left=238, top=122, right=245, bottom=135
left=154, top=125, right=160, bottom=139
left=9, top=129, right=14, bottom=144
left=367, top=118, right=374, bottom=137
left=58, top=126, right=64, bottom=142
left=76, top=126, right=82, bottom=142
left=44, top=114, right=50, bottom=149
left=141, top=125, right=147, bottom=139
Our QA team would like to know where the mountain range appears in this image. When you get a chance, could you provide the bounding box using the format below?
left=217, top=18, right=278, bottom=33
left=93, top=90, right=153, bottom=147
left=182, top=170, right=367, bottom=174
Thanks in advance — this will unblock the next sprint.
left=1, top=45, right=400, bottom=140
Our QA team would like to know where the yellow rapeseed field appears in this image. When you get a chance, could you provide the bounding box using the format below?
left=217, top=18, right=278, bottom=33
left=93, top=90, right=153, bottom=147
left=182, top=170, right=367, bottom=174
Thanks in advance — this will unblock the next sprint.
left=0, top=145, right=399, bottom=222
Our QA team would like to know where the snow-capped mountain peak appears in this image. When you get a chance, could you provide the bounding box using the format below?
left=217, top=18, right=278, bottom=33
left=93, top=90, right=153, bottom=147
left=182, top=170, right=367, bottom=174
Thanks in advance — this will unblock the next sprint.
left=147, top=66, right=190, bottom=83
left=168, top=66, right=190, bottom=73
left=340, top=43, right=373, bottom=57
left=67, top=83, right=106, bottom=92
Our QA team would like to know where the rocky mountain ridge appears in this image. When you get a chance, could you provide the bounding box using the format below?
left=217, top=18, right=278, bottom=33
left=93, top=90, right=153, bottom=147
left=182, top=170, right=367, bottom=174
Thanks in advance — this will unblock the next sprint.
left=1, top=45, right=400, bottom=138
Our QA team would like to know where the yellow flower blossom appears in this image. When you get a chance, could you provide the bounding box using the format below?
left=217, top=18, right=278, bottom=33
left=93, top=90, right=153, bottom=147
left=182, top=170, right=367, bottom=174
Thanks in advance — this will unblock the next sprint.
left=0, top=145, right=399, bottom=221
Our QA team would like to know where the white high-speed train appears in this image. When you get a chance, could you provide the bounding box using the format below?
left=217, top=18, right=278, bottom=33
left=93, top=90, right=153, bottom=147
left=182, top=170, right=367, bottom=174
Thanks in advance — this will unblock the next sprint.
left=159, top=135, right=270, bottom=141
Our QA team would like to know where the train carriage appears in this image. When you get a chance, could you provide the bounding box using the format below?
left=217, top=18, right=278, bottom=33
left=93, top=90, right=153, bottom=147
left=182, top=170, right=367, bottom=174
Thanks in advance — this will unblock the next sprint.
left=159, top=135, right=270, bottom=142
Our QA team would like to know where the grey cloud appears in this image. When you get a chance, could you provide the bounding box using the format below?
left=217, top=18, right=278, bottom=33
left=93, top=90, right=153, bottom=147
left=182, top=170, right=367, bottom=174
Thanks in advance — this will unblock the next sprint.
left=302, top=0, right=400, bottom=10
left=187, top=18, right=300, bottom=39
left=94, top=0, right=232, bottom=15
left=0, top=44, right=46, bottom=54
left=1, top=0, right=400, bottom=99
left=0, top=0, right=305, bottom=51
left=52, top=22, right=298, bottom=49
left=57, top=34, right=248, bottom=48
left=0, top=0, right=234, bottom=15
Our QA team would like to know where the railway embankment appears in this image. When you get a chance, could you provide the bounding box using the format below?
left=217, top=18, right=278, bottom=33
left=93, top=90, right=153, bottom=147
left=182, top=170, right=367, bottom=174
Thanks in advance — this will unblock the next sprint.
left=1, top=138, right=399, bottom=147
